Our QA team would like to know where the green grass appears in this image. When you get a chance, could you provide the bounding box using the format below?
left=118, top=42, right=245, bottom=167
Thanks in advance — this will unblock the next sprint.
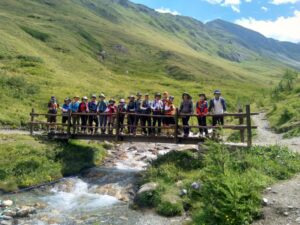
left=0, top=0, right=292, bottom=127
left=0, top=134, right=106, bottom=192
left=266, top=70, right=300, bottom=135
left=135, top=142, right=300, bottom=224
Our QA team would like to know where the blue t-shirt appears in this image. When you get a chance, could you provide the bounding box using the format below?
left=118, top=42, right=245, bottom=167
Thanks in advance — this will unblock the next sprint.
left=69, top=102, right=79, bottom=113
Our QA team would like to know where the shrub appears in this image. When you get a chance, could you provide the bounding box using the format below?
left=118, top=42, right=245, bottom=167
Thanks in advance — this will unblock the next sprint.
left=277, top=109, right=293, bottom=125
left=20, top=26, right=50, bottom=42
left=135, top=189, right=161, bottom=208
left=157, top=201, right=184, bottom=217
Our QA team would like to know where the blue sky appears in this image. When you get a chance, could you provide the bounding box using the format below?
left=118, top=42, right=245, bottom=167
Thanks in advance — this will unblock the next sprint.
left=130, top=0, right=300, bottom=43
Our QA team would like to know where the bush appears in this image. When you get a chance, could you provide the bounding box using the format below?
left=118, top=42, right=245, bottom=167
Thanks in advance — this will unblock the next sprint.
left=157, top=201, right=184, bottom=217
left=135, top=189, right=161, bottom=208
left=277, top=109, right=293, bottom=125
left=20, top=26, right=50, bottom=42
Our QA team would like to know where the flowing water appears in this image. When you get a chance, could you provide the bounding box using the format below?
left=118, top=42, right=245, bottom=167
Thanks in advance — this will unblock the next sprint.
left=2, top=143, right=191, bottom=225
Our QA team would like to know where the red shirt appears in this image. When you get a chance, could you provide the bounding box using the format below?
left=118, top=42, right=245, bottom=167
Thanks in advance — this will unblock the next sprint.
left=196, top=100, right=208, bottom=117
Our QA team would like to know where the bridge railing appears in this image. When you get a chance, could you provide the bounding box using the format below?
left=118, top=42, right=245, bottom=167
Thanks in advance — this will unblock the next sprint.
left=29, top=105, right=258, bottom=146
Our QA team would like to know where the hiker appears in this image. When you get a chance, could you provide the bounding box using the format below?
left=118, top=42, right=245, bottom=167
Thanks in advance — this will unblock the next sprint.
left=88, top=94, right=99, bottom=134
left=140, top=93, right=152, bottom=135
left=117, top=99, right=127, bottom=134
left=151, top=93, right=163, bottom=135
left=179, top=92, right=193, bottom=137
left=163, top=96, right=176, bottom=136
left=127, top=95, right=136, bottom=135
left=69, top=95, right=80, bottom=133
left=209, top=90, right=227, bottom=126
left=106, top=99, right=117, bottom=134
left=61, top=98, right=71, bottom=131
left=47, top=96, right=59, bottom=132
left=135, top=92, right=143, bottom=134
left=162, top=91, right=169, bottom=127
left=97, top=93, right=107, bottom=134
left=78, top=96, right=89, bottom=133
left=196, top=93, right=209, bottom=137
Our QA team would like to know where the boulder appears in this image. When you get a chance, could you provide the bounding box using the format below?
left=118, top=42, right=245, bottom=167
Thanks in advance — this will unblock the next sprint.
left=179, top=189, right=187, bottom=197
left=137, top=182, right=158, bottom=195
left=1, top=200, right=13, bottom=207
left=191, top=182, right=201, bottom=190
left=16, top=206, right=36, bottom=217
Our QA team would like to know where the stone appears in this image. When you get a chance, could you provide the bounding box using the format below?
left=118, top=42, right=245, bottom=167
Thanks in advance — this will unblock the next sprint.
left=0, top=221, right=13, bottom=225
left=128, top=146, right=137, bottom=151
left=283, top=211, right=289, bottom=216
left=2, top=209, right=17, bottom=217
left=16, top=206, right=36, bottom=217
left=266, top=187, right=272, bottom=191
left=295, top=217, right=300, bottom=224
left=180, top=189, right=188, bottom=196
left=191, top=182, right=201, bottom=190
left=0, top=215, right=13, bottom=221
left=2, top=200, right=13, bottom=207
left=262, top=198, right=269, bottom=206
left=137, top=182, right=158, bottom=195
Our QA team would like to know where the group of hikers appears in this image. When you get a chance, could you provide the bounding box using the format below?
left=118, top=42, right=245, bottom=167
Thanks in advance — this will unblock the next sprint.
left=47, top=90, right=226, bottom=137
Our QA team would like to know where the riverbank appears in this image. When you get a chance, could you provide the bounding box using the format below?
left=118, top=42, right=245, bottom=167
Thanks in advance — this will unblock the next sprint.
left=0, top=133, right=106, bottom=192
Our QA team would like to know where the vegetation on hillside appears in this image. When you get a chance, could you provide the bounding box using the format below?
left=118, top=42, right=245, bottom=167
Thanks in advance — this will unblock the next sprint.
left=0, top=0, right=293, bottom=127
left=267, top=70, right=300, bottom=137
left=135, top=142, right=300, bottom=224
left=0, top=134, right=106, bottom=192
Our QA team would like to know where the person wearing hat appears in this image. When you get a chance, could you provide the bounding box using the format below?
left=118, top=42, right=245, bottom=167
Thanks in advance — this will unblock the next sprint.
left=163, top=96, right=176, bottom=136
left=97, top=93, right=108, bottom=134
left=135, top=92, right=143, bottom=134
left=106, top=99, right=117, bottom=134
left=117, top=99, right=127, bottom=134
left=208, top=90, right=227, bottom=126
left=151, top=93, right=163, bottom=135
left=47, top=96, right=59, bottom=132
left=179, top=92, right=193, bottom=137
left=140, top=93, right=152, bottom=135
left=88, top=94, right=99, bottom=134
left=70, top=96, right=80, bottom=133
left=196, top=93, right=209, bottom=137
left=127, top=95, right=136, bottom=134
left=78, top=96, right=89, bottom=133
left=61, top=98, right=71, bottom=131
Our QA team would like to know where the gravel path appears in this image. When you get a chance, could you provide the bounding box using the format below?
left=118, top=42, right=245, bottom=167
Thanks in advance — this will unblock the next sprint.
left=252, top=113, right=300, bottom=225
left=253, top=113, right=300, bottom=153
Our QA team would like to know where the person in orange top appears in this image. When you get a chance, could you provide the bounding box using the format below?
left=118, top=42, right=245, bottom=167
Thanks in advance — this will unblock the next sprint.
left=163, top=96, right=176, bottom=135
left=196, top=93, right=209, bottom=137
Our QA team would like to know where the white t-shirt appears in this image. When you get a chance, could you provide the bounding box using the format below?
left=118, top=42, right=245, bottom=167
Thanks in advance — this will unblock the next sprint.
left=213, top=98, right=224, bottom=114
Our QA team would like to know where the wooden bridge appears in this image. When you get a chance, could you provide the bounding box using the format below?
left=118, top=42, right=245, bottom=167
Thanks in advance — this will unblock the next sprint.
left=29, top=105, right=258, bottom=147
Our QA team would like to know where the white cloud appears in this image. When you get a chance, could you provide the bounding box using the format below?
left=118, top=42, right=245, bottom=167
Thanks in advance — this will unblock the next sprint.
left=271, top=0, right=300, bottom=5
left=261, top=6, right=268, bottom=11
left=235, top=10, right=300, bottom=43
left=204, top=0, right=244, bottom=13
left=155, top=7, right=181, bottom=15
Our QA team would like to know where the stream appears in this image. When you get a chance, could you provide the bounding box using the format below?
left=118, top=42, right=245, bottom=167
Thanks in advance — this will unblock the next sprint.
left=1, top=142, right=191, bottom=225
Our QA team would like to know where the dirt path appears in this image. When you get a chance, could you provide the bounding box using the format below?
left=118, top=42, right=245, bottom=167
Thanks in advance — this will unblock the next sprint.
left=253, top=113, right=300, bottom=153
left=252, top=114, right=300, bottom=225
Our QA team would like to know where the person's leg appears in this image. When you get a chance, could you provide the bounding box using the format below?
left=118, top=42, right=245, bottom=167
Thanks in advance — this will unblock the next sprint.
left=152, top=115, right=157, bottom=135
left=88, top=116, right=93, bottom=133
left=157, top=116, right=162, bottom=135
left=147, top=115, right=152, bottom=135
left=182, top=117, right=187, bottom=136
left=186, top=116, right=190, bottom=136
left=220, top=116, right=224, bottom=126
left=141, top=116, right=146, bottom=134
left=197, top=117, right=202, bottom=134
left=119, top=115, right=125, bottom=133
left=202, top=116, right=208, bottom=136
left=93, top=116, right=98, bottom=133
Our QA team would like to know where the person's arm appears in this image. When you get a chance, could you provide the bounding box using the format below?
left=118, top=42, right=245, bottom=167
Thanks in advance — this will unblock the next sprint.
left=208, top=100, right=213, bottom=112
left=222, top=98, right=227, bottom=112
left=203, top=102, right=209, bottom=116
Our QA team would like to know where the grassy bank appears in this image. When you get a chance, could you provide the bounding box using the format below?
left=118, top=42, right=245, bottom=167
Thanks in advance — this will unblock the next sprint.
left=0, top=134, right=106, bottom=192
left=135, top=142, right=300, bottom=225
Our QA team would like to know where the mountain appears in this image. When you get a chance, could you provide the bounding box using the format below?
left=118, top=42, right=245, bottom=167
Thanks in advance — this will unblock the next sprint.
left=0, top=0, right=298, bottom=125
left=206, top=19, right=300, bottom=69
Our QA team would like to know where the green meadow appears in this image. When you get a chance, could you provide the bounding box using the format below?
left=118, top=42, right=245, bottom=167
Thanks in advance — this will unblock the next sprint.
left=0, top=0, right=294, bottom=129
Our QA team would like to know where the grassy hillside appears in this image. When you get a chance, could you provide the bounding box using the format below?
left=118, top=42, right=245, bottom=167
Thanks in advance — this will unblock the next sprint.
left=0, top=0, right=295, bottom=126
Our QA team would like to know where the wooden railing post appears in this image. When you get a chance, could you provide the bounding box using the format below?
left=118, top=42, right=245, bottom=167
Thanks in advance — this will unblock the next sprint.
left=67, top=110, right=71, bottom=136
left=238, top=107, right=245, bottom=143
left=174, top=108, right=179, bottom=143
left=246, top=105, right=252, bottom=147
left=116, top=109, right=120, bottom=141
left=30, top=108, right=34, bottom=135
